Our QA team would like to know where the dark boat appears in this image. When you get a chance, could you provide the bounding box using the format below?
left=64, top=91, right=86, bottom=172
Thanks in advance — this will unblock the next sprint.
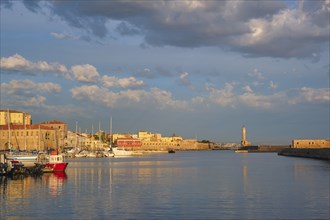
left=168, top=149, right=175, bottom=153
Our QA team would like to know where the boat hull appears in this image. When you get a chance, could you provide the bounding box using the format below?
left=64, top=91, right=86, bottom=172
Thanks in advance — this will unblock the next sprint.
left=112, top=148, right=143, bottom=157
left=44, top=162, right=68, bottom=172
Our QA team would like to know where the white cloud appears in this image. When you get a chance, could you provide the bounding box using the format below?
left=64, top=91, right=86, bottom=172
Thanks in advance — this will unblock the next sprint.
left=102, top=75, right=144, bottom=88
left=289, top=87, right=330, bottom=104
left=269, top=81, right=278, bottom=89
left=243, top=85, right=254, bottom=93
left=199, top=82, right=289, bottom=109
left=234, top=3, right=329, bottom=58
left=1, top=80, right=61, bottom=95
left=179, top=72, right=191, bottom=86
left=248, top=68, right=264, bottom=80
left=51, top=32, right=68, bottom=40
left=205, top=83, right=237, bottom=107
left=148, top=87, right=189, bottom=110
left=71, top=85, right=188, bottom=110
left=70, top=64, right=100, bottom=83
left=239, top=91, right=285, bottom=109
left=20, top=95, right=47, bottom=107
left=0, top=54, right=68, bottom=74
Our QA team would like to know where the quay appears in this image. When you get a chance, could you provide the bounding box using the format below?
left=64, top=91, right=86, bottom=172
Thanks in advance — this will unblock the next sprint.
left=235, top=145, right=289, bottom=153
left=278, top=148, right=330, bottom=160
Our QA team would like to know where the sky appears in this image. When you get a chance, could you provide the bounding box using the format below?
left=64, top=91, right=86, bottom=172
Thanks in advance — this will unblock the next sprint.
left=0, top=0, right=329, bottom=145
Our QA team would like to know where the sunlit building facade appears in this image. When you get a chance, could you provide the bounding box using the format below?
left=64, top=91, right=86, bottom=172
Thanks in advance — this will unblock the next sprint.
left=0, top=110, right=31, bottom=125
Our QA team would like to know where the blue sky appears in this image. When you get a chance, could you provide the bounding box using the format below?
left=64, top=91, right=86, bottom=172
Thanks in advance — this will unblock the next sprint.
left=1, top=0, right=329, bottom=144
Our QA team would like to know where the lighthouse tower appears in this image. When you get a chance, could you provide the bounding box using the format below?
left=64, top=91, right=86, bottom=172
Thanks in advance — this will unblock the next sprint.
left=241, top=125, right=251, bottom=147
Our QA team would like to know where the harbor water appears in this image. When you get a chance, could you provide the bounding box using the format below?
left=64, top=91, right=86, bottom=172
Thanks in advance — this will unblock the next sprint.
left=1, top=151, right=329, bottom=219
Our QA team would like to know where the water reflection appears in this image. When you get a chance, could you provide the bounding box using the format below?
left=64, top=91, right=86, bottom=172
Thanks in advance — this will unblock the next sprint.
left=43, top=173, right=67, bottom=197
left=1, top=152, right=329, bottom=220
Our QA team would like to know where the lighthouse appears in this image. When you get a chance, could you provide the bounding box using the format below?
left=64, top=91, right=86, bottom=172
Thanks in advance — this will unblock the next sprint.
left=241, top=125, right=251, bottom=147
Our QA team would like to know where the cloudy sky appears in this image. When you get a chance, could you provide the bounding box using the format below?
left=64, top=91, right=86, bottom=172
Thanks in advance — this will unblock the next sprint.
left=1, top=0, right=329, bottom=144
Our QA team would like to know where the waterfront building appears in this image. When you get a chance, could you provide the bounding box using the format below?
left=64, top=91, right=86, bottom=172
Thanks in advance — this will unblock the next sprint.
left=65, top=131, right=106, bottom=151
left=112, top=133, right=133, bottom=143
left=116, top=138, right=142, bottom=148
left=0, top=124, right=56, bottom=151
left=39, top=121, right=67, bottom=150
left=292, top=139, right=330, bottom=148
left=0, top=109, right=31, bottom=125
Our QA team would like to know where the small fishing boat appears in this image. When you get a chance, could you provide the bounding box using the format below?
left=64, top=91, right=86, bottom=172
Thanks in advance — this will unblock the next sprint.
left=168, top=149, right=175, bottom=153
left=37, top=152, right=68, bottom=172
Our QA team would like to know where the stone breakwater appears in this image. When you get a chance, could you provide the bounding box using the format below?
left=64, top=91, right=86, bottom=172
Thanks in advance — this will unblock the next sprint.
left=278, top=148, right=330, bottom=160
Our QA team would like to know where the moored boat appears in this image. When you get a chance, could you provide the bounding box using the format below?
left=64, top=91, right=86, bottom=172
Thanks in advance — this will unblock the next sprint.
left=5, top=154, right=38, bottom=167
left=112, top=147, right=143, bottom=158
left=37, top=152, right=68, bottom=172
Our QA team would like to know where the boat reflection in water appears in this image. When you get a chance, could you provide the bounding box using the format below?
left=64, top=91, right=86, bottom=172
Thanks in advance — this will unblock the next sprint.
left=43, top=172, right=67, bottom=197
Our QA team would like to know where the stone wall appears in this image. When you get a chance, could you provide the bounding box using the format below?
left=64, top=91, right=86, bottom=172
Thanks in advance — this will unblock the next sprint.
left=292, top=140, right=330, bottom=148
left=278, top=148, right=330, bottom=160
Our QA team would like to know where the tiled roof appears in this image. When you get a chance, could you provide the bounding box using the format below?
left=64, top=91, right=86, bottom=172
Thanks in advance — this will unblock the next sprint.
left=40, top=121, right=66, bottom=124
left=0, top=124, right=54, bottom=130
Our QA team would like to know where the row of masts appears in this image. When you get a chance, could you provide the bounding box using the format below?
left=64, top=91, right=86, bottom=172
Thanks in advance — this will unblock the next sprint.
left=74, top=116, right=113, bottom=151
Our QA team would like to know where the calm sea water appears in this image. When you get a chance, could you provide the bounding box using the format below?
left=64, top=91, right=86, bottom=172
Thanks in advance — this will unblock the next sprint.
left=1, top=151, right=329, bottom=220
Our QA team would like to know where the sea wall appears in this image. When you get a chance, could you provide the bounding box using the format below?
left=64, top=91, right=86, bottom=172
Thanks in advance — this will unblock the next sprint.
left=278, top=148, right=330, bottom=160
left=236, top=145, right=289, bottom=152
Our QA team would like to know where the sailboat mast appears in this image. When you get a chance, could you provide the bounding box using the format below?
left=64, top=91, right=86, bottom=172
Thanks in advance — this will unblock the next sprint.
left=99, top=120, right=101, bottom=150
left=24, top=112, right=27, bottom=151
left=6, top=109, right=10, bottom=150
left=38, top=124, right=41, bottom=151
left=109, top=116, right=112, bottom=148
left=75, top=121, right=78, bottom=150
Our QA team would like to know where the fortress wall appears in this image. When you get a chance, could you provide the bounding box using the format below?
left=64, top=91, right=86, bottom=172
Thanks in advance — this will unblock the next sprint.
left=292, top=140, right=330, bottom=148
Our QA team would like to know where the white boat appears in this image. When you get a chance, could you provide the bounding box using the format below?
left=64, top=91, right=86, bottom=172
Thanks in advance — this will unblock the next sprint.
left=112, top=147, right=142, bottom=158
left=103, top=150, right=114, bottom=157
left=75, top=151, right=87, bottom=158
left=86, top=151, right=97, bottom=158
left=5, top=154, right=38, bottom=167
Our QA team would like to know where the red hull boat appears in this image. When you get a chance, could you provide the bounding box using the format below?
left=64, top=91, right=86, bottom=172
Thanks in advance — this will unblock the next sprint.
left=38, top=153, right=68, bottom=172
left=44, top=160, right=68, bottom=172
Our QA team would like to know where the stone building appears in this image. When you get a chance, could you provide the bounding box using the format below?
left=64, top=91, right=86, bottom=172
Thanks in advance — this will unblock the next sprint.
left=116, top=138, right=141, bottom=148
left=0, top=124, right=56, bottom=151
left=0, top=110, right=31, bottom=125
left=39, top=121, right=68, bottom=150
left=292, top=140, right=330, bottom=148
